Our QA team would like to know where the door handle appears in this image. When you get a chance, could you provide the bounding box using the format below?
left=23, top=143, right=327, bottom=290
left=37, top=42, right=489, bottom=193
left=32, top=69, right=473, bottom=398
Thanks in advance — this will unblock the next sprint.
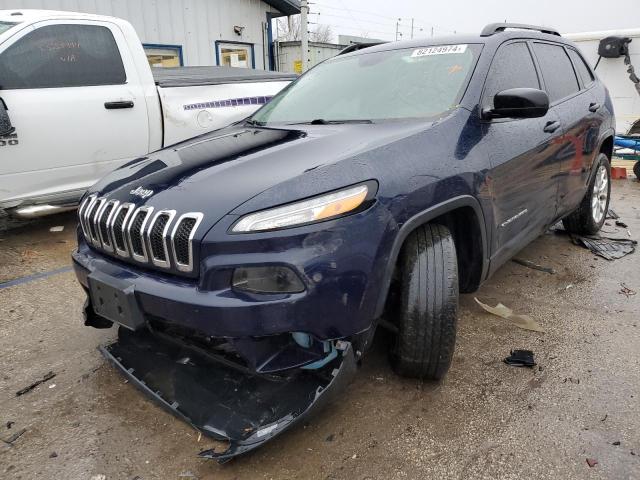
left=543, top=120, right=561, bottom=133
left=104, top=100, right=134, bottom=110
left=589, top=102, right=601, bottom=112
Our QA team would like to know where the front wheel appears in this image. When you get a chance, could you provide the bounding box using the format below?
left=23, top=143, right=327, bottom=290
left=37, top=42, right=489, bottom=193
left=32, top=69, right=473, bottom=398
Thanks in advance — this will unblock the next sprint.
left=389, top=224, right=458, bottom=380
left=562, top=153, right=611, bottom=235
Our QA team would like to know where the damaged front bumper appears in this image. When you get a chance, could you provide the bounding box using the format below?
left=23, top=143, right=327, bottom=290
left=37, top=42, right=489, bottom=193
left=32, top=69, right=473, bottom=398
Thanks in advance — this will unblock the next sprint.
left=101, top=328, right=357, bottom=462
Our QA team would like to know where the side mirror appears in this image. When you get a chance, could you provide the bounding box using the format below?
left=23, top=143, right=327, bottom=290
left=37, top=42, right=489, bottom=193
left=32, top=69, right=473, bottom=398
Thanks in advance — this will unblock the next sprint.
left=0, top=98, right=15, bottom=136
left=483, top=88, right=549, bottom=119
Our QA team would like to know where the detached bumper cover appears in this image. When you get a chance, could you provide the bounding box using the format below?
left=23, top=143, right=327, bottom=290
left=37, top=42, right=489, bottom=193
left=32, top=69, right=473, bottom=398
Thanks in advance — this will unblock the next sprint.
left=100, top=328, right=357, bottom=462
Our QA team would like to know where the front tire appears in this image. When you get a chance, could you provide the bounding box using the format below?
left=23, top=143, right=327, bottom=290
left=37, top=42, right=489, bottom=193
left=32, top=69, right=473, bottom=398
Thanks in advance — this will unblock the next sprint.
left=390, top=224, right=458, bottom=380
left=562, top=153, right=611, bottom=235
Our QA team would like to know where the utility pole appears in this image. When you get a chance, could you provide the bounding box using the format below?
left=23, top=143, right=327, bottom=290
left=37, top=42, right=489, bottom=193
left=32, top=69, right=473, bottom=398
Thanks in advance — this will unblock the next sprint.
left=431, top=26, right=434, bottom=38
left=300, top=0, right=309, bottom=72
left=395, top=18, right=401, bottom=41
left=411, top=18, right=414, bottom=39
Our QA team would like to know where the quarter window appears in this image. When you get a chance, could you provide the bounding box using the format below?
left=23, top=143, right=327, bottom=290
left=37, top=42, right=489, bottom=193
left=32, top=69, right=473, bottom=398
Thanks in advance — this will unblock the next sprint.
left=484, top=42, right=540, bottom=108
left=0, top=24, right=126, bottom=89
left=533, top=43, right=580, bottom=102
left=567, top=48, right=594, bottom=87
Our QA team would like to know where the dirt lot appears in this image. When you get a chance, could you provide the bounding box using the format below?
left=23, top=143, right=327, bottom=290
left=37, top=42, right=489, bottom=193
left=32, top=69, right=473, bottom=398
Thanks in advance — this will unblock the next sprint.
left=1, top=180, right=639, bottom=480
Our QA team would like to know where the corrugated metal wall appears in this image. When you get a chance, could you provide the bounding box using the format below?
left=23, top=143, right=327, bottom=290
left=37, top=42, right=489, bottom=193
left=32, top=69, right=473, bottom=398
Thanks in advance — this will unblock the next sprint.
left=0, top=0, right=281, bottom=68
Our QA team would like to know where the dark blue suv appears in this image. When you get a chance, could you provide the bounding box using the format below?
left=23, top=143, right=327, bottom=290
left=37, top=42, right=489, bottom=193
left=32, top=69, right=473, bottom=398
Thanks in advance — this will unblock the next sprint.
left=72, top=23, right=614, bottom=461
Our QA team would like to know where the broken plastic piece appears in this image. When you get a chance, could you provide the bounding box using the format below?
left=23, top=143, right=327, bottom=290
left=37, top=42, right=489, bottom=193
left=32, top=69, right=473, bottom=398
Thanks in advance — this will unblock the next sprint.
left=474, top=298, right=545, bottom=332
left=571, top=234, right=637, bottom=260
left=503, top=350, right=536, bottom=368
left=15, top=371, right=56, bottom=396
left=512, top=258, right=555, bottom=274
left=100, top=328, right=357, bottom=463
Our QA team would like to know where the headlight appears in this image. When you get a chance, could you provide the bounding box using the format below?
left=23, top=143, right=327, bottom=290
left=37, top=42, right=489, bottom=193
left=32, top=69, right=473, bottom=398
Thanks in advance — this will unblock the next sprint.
left=232, top=184, right=370, bottom=233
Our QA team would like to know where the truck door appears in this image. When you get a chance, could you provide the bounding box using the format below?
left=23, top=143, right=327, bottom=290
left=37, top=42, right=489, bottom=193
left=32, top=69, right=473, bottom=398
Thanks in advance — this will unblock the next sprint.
left=482, top=41, right=565, bottom=272
left=0, top=20, right=149, bottom=206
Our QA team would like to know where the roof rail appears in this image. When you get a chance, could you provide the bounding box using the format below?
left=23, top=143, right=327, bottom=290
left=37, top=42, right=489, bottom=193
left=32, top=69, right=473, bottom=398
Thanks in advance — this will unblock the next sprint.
left=480, top=23, right=560, bottom=37
left=337, top=42, right=385, bottom=56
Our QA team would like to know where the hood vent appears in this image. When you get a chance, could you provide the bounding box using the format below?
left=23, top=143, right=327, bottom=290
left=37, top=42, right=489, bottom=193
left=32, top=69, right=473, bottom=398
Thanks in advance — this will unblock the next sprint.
left=78, top=197, right=202, bottom=274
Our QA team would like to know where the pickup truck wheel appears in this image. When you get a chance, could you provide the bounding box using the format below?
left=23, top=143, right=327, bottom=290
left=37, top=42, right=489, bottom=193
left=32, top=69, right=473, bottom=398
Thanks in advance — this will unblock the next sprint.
left=562, top=153, right=611, bottom=235
left=634, top=161, right=640, bottom=181
left=390, top=224, right=458, bottom=380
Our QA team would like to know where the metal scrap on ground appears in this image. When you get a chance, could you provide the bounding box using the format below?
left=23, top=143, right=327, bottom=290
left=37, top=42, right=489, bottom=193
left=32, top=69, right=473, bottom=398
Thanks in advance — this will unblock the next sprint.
left=15, top=371, right=56, bottom=396
left=503, top=349, right=536, bottom=368
left=474, top=298, right=545, bottom=332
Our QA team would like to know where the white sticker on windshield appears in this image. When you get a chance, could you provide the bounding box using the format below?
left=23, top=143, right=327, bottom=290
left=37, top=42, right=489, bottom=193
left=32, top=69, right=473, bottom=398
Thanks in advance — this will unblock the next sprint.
left=411, top=44, right=468, bottom=57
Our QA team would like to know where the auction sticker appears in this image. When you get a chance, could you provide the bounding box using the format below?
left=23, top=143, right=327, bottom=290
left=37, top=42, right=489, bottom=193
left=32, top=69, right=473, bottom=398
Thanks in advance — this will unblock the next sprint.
left=411, top=44, right=468, bottom=57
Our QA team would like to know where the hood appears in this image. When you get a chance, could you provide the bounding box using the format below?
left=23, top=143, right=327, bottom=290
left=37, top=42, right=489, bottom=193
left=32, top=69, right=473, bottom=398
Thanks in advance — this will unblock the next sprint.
left=90, top=119, right=438, bottom=231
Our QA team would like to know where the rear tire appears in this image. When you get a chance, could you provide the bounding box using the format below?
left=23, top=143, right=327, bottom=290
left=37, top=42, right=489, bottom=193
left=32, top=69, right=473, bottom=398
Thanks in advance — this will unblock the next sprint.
left=562, top=153, right=611, bottom=235
left=390, top=224, right=458, bottom=380
left=634, top=161, right=640, bottom=181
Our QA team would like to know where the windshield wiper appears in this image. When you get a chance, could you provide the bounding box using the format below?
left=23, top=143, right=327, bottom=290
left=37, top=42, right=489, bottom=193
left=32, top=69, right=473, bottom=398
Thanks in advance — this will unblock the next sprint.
left=289, top=119, right=374, bottom=125
left=245, top=119, right=266, bottom=126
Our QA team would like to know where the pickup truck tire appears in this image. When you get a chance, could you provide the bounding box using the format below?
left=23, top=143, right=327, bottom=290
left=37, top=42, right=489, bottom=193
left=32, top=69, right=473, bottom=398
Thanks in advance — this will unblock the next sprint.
left=634, top=161, right=640, bottom=181
left=390, top=223, right=458, bottom=380
left=562, top=153, right=611, bottom=235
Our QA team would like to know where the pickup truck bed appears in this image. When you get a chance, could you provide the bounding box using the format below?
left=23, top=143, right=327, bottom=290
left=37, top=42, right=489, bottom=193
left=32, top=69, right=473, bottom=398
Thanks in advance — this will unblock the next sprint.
left=153, top=66, right=296, bottom=88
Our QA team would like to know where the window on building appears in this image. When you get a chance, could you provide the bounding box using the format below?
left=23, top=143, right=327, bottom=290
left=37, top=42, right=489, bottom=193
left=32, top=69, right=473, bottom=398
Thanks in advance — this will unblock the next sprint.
left=0, top=24, right=126, bottom=89
left=143, top=44, right=182, bottom=68
left=533, top=43, right=581, bottom=103
left=216, top=41, right=253, bottom=68
left=567, top=48, right=595, bottom=88
left=484, top=42, right=540, bottom=109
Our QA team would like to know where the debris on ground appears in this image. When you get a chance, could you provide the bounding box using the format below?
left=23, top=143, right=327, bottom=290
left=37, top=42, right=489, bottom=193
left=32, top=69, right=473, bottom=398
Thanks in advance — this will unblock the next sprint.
left=2, top=428, right=27, bottom=446
left=601, top=414, right=608, bottom=422
left=586, top=458, right=598, bottom=468
left=503, top=350, right=536, bottom=368
left=512, top=258, right=556, bottom=274
left=49, top=226, right=64, bottom=232
left=475, top=298, right=545, bottom=332
left=613, top=441, right=621, bottom=446
left=49, top=451, right=58, bottom=458
left=563, top=377, right=580, bottom=384
left=178, top=471, right=198, bottom=479
left=606, top=208, right=619, bottom=219
left=571, top=234, right=637, bottom=260
left=616, top=220, right=628, bottom=228
left=15, top=371, right=56, bottom=396
left=619, top=283, right=637, bottom=297
left=5, top=421, right=14, bottom=429
left=325, top=434, right=335, bottom=442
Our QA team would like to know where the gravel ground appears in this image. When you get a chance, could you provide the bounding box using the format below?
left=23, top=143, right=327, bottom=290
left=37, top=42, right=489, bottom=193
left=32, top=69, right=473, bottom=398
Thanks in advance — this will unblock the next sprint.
left=1, top=180, right=639, bottom=480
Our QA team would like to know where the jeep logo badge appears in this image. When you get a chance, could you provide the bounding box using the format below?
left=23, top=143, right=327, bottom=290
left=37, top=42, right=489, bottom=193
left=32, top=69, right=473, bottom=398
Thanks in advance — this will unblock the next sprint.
left=130, top=186, right=154, bottom=199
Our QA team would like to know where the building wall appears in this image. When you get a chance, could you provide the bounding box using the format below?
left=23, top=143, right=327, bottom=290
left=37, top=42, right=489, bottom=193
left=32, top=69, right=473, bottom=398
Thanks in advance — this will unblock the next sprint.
left=277, top=41, right=344, bottom=73
left=0, top=0, right=282, bottom=69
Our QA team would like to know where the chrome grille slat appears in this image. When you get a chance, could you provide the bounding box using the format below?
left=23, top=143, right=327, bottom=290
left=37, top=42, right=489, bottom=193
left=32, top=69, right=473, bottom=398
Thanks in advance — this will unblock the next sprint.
left=127, top=206, right=154, bottom=263
left=80, top=194, right=97, bottom=240
left=91, top=198, right=108, bottom=247
left=111, top=203, right=134, bottom=257
left=170, top=212, right=204, bottom=273
left=147, top=210, right=176, bottom=269
left=97, top=200, right=119, bottom=252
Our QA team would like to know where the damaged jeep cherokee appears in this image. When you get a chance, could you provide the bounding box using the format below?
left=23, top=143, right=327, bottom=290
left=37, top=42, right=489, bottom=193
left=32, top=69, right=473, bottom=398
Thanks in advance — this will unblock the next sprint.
left=73, top=23, right=615, bottom=461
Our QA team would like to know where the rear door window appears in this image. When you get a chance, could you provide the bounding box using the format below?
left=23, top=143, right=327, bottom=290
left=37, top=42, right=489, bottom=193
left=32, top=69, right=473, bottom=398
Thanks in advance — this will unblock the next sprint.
left=483, top=42, right=540, bottom=109
left=567, top=48, right=595, bottom=88
left=533, top=43, right=580, bottom=102
left=0, top=24, right=126, bottom=89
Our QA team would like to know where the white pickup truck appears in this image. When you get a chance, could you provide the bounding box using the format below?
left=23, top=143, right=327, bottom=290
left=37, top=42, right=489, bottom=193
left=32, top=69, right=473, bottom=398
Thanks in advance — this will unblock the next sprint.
left=0, top=10, right=294, bottom=218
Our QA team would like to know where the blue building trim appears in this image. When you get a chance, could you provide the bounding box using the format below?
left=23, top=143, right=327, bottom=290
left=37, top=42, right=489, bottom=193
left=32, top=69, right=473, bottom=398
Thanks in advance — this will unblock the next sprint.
left=266, top=12, right=276, bottom=71
left=215, top=40, right=256, bottom=69
left=142, top=43, right=184, bottom=66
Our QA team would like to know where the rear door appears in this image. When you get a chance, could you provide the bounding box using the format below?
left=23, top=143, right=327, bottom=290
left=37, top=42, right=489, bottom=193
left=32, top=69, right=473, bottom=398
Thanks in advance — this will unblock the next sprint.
left=482, top=41, right=564, bottom=270
left=0, top=20, right=149, bottom=205
left=531, top=42, right=602, bottom=217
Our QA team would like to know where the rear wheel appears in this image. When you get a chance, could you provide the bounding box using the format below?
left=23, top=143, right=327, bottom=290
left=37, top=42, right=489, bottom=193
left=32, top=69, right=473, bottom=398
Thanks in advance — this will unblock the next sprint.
left=634, top=161, right=640, bottom=181
left=562, top=153, right=611, bottom=235
left=389, top=224, right=458, bottom=380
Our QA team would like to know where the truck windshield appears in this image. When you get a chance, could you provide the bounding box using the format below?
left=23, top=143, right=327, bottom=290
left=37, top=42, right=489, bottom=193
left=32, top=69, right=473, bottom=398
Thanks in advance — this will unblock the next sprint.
left=251, top=44, right=481, bottom=125
left=0, top=21, right=18, bottom=35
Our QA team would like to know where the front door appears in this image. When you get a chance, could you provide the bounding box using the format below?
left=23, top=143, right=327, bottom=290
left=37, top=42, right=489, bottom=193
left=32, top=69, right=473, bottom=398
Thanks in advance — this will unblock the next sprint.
left=0, top=20, right=149, bottom=206
left=482, top=41, right=565, bottom=271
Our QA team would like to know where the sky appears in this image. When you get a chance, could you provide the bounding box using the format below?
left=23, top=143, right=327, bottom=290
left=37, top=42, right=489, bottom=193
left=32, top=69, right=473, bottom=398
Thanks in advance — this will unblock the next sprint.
left=304, top=0, right=640, bottom=42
